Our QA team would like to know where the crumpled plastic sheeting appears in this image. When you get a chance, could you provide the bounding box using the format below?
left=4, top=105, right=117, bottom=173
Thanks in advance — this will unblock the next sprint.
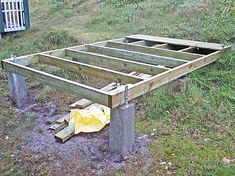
left=69, top=104, right=110, bottom=134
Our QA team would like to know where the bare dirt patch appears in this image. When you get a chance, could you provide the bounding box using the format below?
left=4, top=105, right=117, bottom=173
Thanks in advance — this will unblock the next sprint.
left=15, top=101, right=149, bottom=175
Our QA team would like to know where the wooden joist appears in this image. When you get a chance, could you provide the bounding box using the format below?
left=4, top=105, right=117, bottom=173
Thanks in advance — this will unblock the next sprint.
left=38, top=53, right=142, bottom=84
left=106, top=41, right=202, bottom=61
left=2, top=34, right=229, bottom=109
left=125, top=34, right=229, bottom=51
left=69, top=82, right=117, bottom=109
left=87, top=44, right=188, bottom=68
left=110, top=51, right=222, bottom=107
left=65, top=49, right=168, bottom=75
left=2, top=60, right=112, bottom=107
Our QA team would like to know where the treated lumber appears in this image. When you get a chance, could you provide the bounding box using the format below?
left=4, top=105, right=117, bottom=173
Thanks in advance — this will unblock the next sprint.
left=87, top=45, right=188, bottom=68
left=50, top=123, right=64, bottom=130
left=2, top=45, right=88, bottom=67
left=178, top=47, right=195, bottom=52
left=129, top=71, right=152, bottom=79
left=38, top=53, right=142, bottom=84
left=130, top=40, right=146, bottom=45
left=55, top=103, right=106, bottom=143
left=66, top=49, right=168, bottom=75
left=50, top=123, right=68, bottom=134
left=106, top=41, right=202, bottom=61
left=55, top=124, right=75, bottom=143
left=153, top=43, right=168, bottom=49
left=110, top=51, right=222, bottom=108
left=2, top=60, right=112, bottom=107
left=56, top=114, right=70, bottom=123
left=70, top=98, right=93, bottom=109
left=69, top=82, right=117, bottom=109
left=125, top=34, right=229, bottom=51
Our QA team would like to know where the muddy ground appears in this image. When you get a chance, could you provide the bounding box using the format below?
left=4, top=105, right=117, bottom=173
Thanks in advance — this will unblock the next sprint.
left=14, top=99, right=149, bottom=176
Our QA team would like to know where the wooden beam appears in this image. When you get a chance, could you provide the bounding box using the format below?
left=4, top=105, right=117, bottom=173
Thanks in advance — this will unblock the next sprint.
left=38, top=54, right=142, bottom=84
left=110, top=51, right=222, bottom=108
left=66, top=49, right=168, bottom=75
left=125, top=34, right=229, bottom=51
left=55, top=124, right=75, bottom=143
left=87, top=45, right=188, bottom=68
left=178, top=47, right=195, bottom=52
left=153, top=43, right=168, bottom=49
left=130, top=40, right=146, bottom=45
left=69, top=82, right=117, bottom=109
left=2, top=60, right=113, bottom=107
left=106, top=41, right=202, bottom=61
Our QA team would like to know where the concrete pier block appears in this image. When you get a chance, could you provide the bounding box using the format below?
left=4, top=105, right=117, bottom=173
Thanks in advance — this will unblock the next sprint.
left=7, top=72, right=29, bottom=108
left=168, top=76, right=191, bottom=96
left=109, top=103, right=135, bottom=154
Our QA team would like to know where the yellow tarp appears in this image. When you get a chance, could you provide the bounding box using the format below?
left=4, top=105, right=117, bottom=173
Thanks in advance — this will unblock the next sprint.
left=69, top=104, right=110, bottom=134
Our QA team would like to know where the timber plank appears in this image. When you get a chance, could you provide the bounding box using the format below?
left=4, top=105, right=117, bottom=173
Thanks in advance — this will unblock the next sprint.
left=87, top=44, right=188, bottom=68
left=125, top=34, right=229, bottom=51
left=55, top=124, right=75, bottom=143
left=106, top=41, right=202, bottom=61
left=50, top=123, right=68, bottom=134
left=69, top=98, right=93, bottom=109
left=56, top=114, right=70, bottom=123
left=110, top=51, right=222, bottom=108
left=69, top=82, right=117, bottom=109
left=38, top=54, right=142, bottom=84
left=2, top=60, right=112, bottom=107
left=66, top=49, right=168, bottom=75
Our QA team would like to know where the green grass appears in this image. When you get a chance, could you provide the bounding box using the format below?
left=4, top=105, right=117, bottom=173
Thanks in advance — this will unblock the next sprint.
left=0, top=0, right=234, bottom=175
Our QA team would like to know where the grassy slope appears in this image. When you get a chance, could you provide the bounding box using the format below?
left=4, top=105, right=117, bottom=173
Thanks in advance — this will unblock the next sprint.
left=0, top=0, right=234, bottom=175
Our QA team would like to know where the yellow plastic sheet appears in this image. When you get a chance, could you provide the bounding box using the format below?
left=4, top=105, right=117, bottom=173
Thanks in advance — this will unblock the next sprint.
left=69, top=104, right=110, bottom=134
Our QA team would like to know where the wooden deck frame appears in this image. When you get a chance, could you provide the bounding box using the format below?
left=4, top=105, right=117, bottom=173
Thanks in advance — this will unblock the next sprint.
left=1, top=34, right=230, bottom=108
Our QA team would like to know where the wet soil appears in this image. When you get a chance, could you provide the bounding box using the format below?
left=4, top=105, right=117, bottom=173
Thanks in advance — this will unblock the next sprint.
left=15, top=101, right=149, bottom=175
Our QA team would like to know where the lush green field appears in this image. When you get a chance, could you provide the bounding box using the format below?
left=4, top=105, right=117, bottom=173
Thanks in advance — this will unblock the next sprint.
left=0, top=0, right=234, bottom=175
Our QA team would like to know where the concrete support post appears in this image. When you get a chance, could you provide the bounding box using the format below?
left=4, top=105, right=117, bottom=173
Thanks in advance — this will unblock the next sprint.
left=168, top=76, right=191, bottom=96
left=7, top=72, right=29, bottom=108
left=109, top=103, right=135, bottom=154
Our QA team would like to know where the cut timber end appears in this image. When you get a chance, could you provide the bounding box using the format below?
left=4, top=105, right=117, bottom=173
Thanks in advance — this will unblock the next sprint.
left=55, top=124, right=75, bottom=143
left=69, top=98, right=93, bottom=109
left=56, top=114, right=70, bottom=123
left=49, top=123, right=68, bottom=134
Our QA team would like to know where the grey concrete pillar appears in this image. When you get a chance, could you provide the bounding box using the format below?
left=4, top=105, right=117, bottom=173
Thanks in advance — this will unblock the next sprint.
left=7, top=72, right=29, bottom=108
left=109, top=103, right=135, bottom=154
left=168, top=76, right=191, bottom=96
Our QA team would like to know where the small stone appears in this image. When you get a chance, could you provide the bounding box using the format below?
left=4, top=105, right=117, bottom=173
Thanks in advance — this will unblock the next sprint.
left=153, top=128, right=156, bottom=131
left=150, top=133, right=155, bottom=136
left=168, top=162, right=172, bottom=166
left=165, top=166, right=168, bottom=170
left=160, top=161, right=166, bottom=165
left=5, top=136, right=9, bottom=140
left=121, top=155, right=129, bottom=161
left=204, top=138, right=213, bottom=142
left=222, top=157, right=235, bottom=165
